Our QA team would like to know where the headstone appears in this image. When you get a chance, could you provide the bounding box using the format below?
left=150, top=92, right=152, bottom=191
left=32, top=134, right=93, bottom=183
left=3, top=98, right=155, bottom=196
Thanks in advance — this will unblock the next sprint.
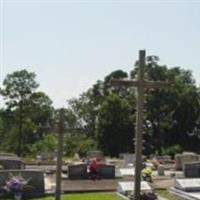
left=117, top=181, right=152, bottom=196
left=175, top=152, right=199, bottom=170
left=157, top=165, right=165, bottom=176
left=175, top=178, right=200, bottom=192
left=0, top=170, right=45, bottom=198
left=183, top=162, right=200, bottom=178
left=119, top=168, right=135, bottom=177
left=99, top=164, right=115, bottom=179
left=0, top=156, right=25, bottom=170
left=120, top=153, right=135, bottom=167
left=68, top=164, right=88, bottom=179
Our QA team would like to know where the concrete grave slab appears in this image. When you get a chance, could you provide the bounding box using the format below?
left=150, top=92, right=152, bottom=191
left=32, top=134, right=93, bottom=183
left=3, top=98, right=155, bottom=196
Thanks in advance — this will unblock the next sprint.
left=117, top=181, right=152, bottom=195
left=170, top=187, right=200, bottom=200
left=0, top=156, right=25, bottom=170
left=175, top=178, right=200, bottom=192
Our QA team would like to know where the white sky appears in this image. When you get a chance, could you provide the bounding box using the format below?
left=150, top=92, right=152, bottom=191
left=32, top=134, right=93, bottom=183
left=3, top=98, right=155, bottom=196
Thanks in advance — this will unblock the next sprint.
left=0, top=0, right=200, bottom=108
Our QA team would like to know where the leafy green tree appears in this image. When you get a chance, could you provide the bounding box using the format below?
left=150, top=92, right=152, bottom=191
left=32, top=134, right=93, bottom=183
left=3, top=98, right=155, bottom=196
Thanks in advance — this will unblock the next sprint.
left=0, top=109, right=13, bottom=151
left=26, top=92, right=54, bottom=139
left=67, top=70, right=132, bottom=140
left=30, top=133, right=57, bottom=156
left=0, top=70, right=39, bottom=108
left=103, top=70, right=128, bottom=96
left=141, top=64, right=200, bottom=154
left=0, top=70, right=55, bottom=156
left=97, top=94, right=134, bottom=157
left=64, top=134, right=97, bottom=157
left=1, top=70, right=39, bottom=156
left=65, top=59, right=200, bottom=156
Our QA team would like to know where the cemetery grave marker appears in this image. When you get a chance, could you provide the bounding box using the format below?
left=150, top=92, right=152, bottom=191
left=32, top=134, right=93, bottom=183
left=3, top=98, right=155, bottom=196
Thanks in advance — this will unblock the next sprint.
left=175, top=152, right=199, bottom=170
left=184, top=161, right=200, bottom=178
left=111, top=50, right=168, bottom=200
left=0, top=170, right=45, bottom=198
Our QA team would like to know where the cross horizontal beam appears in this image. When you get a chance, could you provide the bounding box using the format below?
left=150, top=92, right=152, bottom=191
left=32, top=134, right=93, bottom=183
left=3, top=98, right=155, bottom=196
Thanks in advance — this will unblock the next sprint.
left=111, top=79, right=169, bottom=89
left=144, top=81, right=169, bottom=88
left=111, top=79, right=138, bottom=87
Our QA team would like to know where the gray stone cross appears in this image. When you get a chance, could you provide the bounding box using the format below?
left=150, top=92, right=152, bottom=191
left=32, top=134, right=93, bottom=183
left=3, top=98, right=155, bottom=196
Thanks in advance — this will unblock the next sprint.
left=111, top=50, right=167, bottom=200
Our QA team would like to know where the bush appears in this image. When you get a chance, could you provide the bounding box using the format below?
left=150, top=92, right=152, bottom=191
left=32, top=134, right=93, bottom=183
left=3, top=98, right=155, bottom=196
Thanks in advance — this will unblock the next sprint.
left=161, top=145, right=182, bottom=158
left=30, top=133, right=57, bottom=156
left=64, top=134, right=97, bottom=157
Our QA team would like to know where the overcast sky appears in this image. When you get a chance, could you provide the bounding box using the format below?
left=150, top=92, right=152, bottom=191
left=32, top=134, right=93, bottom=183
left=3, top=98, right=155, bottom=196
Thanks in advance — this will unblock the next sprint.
left=0, top=0, right=200, bottom=108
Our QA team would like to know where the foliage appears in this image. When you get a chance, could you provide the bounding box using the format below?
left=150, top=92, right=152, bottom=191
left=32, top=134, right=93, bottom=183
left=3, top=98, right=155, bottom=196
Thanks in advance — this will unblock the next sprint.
left=30, top=133, right=57, bottom=156
left=0, top=69, right=38, bottom=108
left=160, top=144, right=182, bottom=158
left=0, top=70, right=54, bottom=156
left=97, top=94, right=134, bottom=157
left=143, top=65, right=200, bottom=154
left=1, top=59, right=200, bottom=158
left=64, top=134, right=97, bottom=157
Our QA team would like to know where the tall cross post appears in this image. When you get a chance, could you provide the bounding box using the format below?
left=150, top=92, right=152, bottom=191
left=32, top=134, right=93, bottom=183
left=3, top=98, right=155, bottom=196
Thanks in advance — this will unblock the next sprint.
left=54, top=109, right=83, bottom=200
left=111, top=50, right=167, bottom=200
left=55, top=108, right=65, bottom=200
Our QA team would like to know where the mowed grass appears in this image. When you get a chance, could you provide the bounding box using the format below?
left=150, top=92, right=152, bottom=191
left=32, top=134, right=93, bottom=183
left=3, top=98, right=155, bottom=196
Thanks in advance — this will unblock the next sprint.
left=5, top=190, right=182, bottom=200
left=156, top=189, right=182, bottom=200
left=31, top=192, right=122, bottom=200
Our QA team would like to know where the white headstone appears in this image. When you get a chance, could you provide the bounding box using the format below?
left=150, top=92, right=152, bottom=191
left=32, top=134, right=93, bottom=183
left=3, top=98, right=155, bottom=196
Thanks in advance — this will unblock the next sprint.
left=117, top=181, right=152, bottom=195
left=122, top=154, right=135, bottom=167
left=119, top=168, right=135, bottom=177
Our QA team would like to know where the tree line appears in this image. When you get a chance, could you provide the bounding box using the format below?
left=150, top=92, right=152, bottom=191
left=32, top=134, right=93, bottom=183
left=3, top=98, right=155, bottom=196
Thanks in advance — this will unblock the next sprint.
left=0, top=58, right=200, bottom=158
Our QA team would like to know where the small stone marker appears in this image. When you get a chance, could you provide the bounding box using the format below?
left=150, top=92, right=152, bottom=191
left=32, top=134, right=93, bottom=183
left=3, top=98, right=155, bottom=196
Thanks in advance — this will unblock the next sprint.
left=157, top=165, right=165, bottom=176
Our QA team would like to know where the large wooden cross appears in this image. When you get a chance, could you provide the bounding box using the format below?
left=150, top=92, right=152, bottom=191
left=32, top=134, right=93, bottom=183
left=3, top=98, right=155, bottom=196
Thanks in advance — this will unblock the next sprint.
left=111, top=50, right=167, bottom=200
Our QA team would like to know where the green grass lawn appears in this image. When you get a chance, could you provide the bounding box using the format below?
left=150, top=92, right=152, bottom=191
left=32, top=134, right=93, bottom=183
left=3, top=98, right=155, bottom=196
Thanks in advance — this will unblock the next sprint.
left=156, top=189, right=182, bottom=200
left=31, top=192, right=122, bottom=200
left=5, top=190, right=183, bottom=200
